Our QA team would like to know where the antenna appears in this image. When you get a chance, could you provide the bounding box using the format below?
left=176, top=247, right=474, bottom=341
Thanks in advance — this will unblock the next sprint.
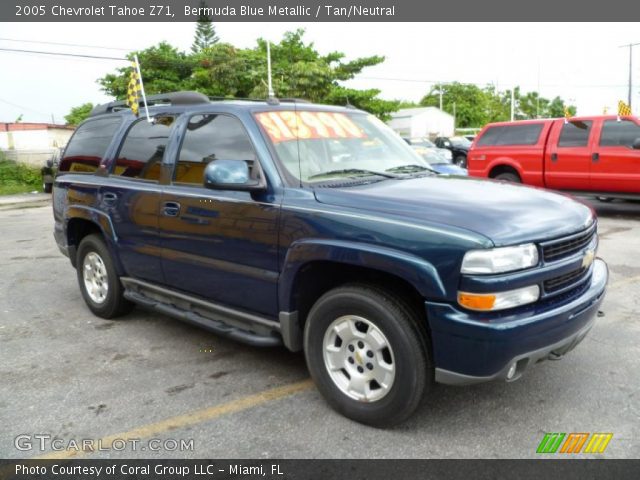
left=266, top=40, right=278, bottom=105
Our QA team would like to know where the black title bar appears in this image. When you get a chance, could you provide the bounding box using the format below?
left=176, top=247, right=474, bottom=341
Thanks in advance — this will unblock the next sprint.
left=1, top=0, right=639, bottom=21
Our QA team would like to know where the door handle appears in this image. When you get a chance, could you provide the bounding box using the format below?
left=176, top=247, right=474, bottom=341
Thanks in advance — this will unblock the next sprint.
left=551, top=153, right=558, bottom=162
left=592, top=152, right=599, bottom=162
left=102, top=192, right=118, bottom=206
left=162, top=201, right=181, bottom=217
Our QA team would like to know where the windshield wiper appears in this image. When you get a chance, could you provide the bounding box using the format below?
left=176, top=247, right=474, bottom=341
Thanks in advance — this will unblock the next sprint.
left=308, top=169, right=397, bottom=180
left=385, top=164, right=435, bottom=174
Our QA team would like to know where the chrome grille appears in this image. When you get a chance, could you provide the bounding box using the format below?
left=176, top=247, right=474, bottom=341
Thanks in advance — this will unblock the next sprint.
left=542, top=224, right=596, bottom=262
left=544, top=267, right=589, bottom=293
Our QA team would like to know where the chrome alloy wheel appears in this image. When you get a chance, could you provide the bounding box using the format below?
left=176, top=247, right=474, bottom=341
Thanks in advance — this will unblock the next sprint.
left=322, top=315, right=396, bottom=402
left=82, top=252, right=109, bottom=304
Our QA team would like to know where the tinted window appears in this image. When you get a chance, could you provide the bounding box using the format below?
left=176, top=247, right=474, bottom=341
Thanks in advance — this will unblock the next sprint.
left=558, top=121, right=592, bottom=147
left=599, top=119, right=640, bottom=147
left=113, top=116, right=175, bottom=180
left=59, top=117, right=121, bottom=173
left=476, top=124, right=543, bottom=146
left=175, top=114, right=256, bottom=185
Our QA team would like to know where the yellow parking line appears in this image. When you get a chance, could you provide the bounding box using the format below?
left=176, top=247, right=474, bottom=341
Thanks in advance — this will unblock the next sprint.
left=35, top=379, right=314, bottom=460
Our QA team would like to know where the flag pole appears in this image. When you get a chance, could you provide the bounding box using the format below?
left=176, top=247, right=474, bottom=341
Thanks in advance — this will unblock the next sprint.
left=134, top=54, right=151, bottom=123
left=267, top=41, right=274, bottom=99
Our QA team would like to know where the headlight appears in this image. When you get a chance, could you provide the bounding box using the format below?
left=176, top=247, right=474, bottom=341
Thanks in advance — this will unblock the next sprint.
left=461, top=243, right=539, bottom=274
left=458, top=285, right=540, bottom=311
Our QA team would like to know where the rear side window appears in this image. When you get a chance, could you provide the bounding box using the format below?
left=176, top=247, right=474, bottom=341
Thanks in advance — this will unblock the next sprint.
left=59, top=117, right=121, bottom=173
left=113, top=116, right=175, bottom=180
left=476, top=124, right=543, bottom=146
left=599, top=119, right=640, bottom=147
left=174, top=114, right=256, bottom=185
left=558, top=121, right=592, bottom=147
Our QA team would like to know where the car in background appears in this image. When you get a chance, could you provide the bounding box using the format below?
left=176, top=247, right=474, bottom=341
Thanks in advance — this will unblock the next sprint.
left=408, top=144, right=467, bottom=176
left=402, top=137, right=453, bottom=161
left=434, top=136, right=472, bottom=168
left=41, top=147, right=63, bottom=193
left=467, top=115, right=640, bottom=200
left=464, top=135, right=476, bottom=143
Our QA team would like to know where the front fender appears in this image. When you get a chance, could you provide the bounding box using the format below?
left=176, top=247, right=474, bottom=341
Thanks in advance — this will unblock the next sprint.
left=278, top=238, right=447, bottom=312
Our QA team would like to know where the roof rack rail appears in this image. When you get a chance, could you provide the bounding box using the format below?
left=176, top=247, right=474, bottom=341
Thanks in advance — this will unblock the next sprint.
left=278, top=98, right=311, bottom=103
left=89, top=91, right=210, bottom=117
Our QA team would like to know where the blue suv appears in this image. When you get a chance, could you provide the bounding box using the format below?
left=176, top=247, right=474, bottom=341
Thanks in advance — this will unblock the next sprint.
left=52, top=92, right=608, bottom=426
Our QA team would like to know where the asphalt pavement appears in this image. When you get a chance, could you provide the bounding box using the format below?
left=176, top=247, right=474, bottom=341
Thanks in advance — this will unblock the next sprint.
left=0, top=198, right=638, bottom=459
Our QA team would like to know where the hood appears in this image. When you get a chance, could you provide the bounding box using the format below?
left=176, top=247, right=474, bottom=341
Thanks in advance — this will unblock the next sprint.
left=314, top=176, right=594, bottom=246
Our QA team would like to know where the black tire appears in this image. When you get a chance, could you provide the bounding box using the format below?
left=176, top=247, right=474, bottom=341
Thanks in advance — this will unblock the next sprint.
left=43, top=182, right=52, bottom=194
left=494, top=172, right=521, bottom=183
left=304, top=283, right=431, bottom=427
left=76, top=234, right=133, bottom=319
left=454, top=154, right=467, bottom=168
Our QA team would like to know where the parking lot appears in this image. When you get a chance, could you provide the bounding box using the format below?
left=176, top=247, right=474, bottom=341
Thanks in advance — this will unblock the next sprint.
left=1, top=199, right=639, bottom=459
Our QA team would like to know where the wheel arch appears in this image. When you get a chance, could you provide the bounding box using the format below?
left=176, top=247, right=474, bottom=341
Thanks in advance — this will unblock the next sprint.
left=278, top=240, right=444, bottom=351
left=65, top=207, right=122, bottom=273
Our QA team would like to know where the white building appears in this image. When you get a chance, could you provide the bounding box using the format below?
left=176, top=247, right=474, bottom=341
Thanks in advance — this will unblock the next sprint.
left=0, top=122, right=74, bottom=166
left=387, top=107, right=455, bottom=139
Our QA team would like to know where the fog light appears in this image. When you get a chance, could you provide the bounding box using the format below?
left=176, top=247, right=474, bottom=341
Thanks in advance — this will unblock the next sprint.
left=506, top=362, right=517, bottom=380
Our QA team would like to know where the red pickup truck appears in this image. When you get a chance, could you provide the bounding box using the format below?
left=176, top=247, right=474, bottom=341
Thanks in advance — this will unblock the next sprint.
left=468, top=115, right=640, bottom=198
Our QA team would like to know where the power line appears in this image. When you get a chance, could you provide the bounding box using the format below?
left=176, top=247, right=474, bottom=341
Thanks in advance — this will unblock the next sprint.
left=0, top=47, right=126, bottom=61
left=0, top=37, right=131, bottom=52
left=0, top=97, right=50, bottom=117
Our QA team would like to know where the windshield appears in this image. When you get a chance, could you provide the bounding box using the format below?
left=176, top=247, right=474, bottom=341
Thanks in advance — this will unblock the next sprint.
left=449, top=136, right=471, bottom=147
left=255, top=110, right=431, bottom=182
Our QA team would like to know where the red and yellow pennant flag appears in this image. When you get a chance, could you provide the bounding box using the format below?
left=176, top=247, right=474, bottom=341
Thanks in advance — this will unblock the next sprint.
left=618, top=100, right=632, bottom=116
left=126, top=60, right=142, bottom=116
left=563, top=106, right=572, bottom=124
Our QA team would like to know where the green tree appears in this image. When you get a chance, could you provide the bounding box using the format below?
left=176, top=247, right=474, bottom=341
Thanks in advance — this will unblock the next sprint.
left=64, top=103, right=94, bottom=126
left=99, top=29, right=400, bottom=119
left=420, top=82, right=491, bottom=128
left=191, top=1, right=219, bottom=53
left=99, top=42, right=195, bottom=99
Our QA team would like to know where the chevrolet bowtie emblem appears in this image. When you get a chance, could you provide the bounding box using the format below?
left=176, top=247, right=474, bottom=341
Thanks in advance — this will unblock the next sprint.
left=582, top=249, right=595, bottom=269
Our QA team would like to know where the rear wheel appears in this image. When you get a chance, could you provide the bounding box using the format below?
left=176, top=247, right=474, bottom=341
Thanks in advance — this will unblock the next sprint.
left=494, top=172, right=521, bottom=183
left=76, top=234, right=133, bottom=319
left=43, top=182, right=52, bottom=193
left=304, top=284, right=431, bottom=427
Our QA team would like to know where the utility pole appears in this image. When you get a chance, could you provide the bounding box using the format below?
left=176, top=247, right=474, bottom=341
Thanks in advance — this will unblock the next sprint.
left=510, top=88, right=515, bottom=122
left=619, top=42, right=640, bottom=109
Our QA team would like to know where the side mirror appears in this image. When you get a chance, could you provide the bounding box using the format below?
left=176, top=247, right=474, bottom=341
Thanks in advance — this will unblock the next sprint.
left=632, top=138, right=640, bottom=150
left=204, top=160, right=265, bottom=191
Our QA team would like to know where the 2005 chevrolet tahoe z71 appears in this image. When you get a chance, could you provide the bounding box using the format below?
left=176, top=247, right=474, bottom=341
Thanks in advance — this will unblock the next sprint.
left=52, top=91, right=608, bottom=426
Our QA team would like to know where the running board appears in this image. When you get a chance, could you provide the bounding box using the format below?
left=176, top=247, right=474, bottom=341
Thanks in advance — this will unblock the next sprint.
left=121, top=277, right=282, bottom=348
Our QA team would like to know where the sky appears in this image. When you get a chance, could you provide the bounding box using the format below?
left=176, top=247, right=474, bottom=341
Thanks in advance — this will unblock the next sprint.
left=1, top=22, right=639, bottom=124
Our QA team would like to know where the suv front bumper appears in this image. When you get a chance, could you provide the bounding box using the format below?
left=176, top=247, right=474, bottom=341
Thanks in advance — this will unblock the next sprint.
left=426, top=258, right=608, bottom=385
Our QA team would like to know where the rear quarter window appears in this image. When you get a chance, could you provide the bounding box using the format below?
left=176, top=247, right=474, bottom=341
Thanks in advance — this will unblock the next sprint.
left=476, top=124, right=544, bottom=147
left=59, top=116, right=121, bottom=173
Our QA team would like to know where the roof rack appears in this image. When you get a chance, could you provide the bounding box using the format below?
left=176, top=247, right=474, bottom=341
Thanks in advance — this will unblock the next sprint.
left=89, top=91, right=210, bottom=117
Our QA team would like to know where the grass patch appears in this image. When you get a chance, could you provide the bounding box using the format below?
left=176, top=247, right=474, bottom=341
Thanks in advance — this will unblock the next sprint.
left=0, top=158, right=42, bottom=195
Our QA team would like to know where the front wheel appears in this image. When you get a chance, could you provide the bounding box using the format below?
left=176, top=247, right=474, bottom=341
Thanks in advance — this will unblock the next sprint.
left=494, top=172, right=521, bottom=183
left=304, top=284, right=431, bottom=427
left=43, top=182, right=52, bottom=194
